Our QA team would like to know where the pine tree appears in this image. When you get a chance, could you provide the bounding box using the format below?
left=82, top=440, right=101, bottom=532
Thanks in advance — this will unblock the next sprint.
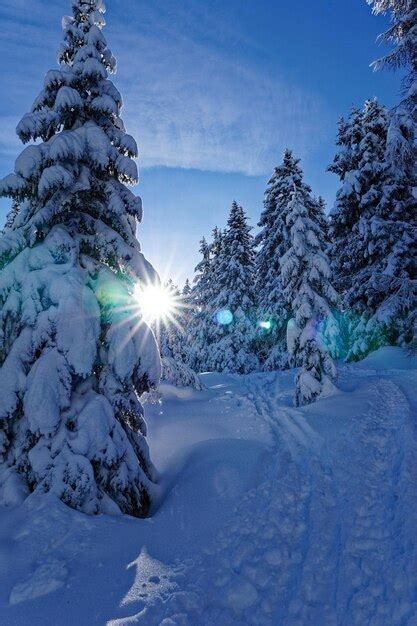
left=368, top=0, right=416, bottom=117
left=208, top=202, right=259, bottom=374
left=182, top=278, right=192, bottom=298
left=328, top=108, right=363, bottom=181
left=312, top=196, right=329, bottom=244
left=328, top=106, right=366, bottom=298
left=155, top=281, right=201, bottom=389
left=280, top=188, right=338, bottom=406
left=187, top=237, right=213, bottom=372
left=209, top=227, right=226, bottom=299
left=329, top=98, right=416, bottom=359
left=157, top=280, right=183, bottom=362
left=0, top=1, right=161, bottom=516
left=193, top=238, right=212, bottom=309
left=367, top=0, right=417, bottom=350
left=255, top=150, right=318, bottom=370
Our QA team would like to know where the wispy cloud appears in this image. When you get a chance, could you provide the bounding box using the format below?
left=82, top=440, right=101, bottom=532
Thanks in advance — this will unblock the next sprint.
left=113, top=1, right=329, bottom=175
left=0, top=0, right=330, bottom=177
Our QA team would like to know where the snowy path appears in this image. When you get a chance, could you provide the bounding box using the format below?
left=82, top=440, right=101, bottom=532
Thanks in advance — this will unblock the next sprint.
left=128, top=359, right=417, bottom=625
left=0, top=348, right=416, bottom=625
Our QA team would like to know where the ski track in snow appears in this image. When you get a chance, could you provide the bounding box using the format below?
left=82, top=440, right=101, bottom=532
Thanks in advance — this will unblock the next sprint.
left=127, top=367, right=417, bottom=625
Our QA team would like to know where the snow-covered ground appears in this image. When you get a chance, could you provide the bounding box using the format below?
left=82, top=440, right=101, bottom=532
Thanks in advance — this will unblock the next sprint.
left=0, top=347, right=416, bottom=625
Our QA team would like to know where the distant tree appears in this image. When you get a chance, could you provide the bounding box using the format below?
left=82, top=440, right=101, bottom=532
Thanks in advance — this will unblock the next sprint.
left=255, top=150, right=320, bottom=370
left=208, top=202, right=259, bottom=374
left=157, top=281, right=202, bottom=389
left=183, top=278, right=192, bottom=298
left=280, top=187, right=338, bottom=406
left=158, top=281, right=183, bottom=362
left=187, top=237, right=213, bottom=372
left=0, top=0, right=160, bottom=515
left=209, top=227, right=227, bottom=301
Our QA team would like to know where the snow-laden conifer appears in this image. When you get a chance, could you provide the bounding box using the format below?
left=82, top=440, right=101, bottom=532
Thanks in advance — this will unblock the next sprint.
left=281, top=187, right=338, bottom=406
left=208, top=202, right=259, bottom=374
left=329, top=99, right=416, bottom=358
left=187, top=237, right=212, bottom=372
left=182, top=278, right=192, bottom=299
left=156, top=281, right=202, bottom=389
left=368, top=1, right=416, bottom=114
left=0, top=0, right=161, bottom=516
left=367, top=0, right=417, bottom=351
left=255, top=150, right=313, bottom=370
left=328, top=107, right=365, bottom=298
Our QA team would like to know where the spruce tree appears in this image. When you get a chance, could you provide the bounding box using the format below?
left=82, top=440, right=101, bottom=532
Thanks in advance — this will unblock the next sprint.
left=312, top=196, right=329, bottom=244
left=367, top=0, right=417, bottom=350
left=280, top=188, right=338, bottom=406
left=156, top=281, right=201, bottom=389
left=157, top=281, right=183, bottom=363
left=255, top=150, right=318, bottom=370
left=209, top=202, right=259, bottom=374
left=368, top=0, right=416, bottom=118
left=209, top=227, right=226, bottom=298
left=0, top=0, right=161, bottom=516
left=187, top=237, right=213, bottom=372
left=329, top=98, right=416, bottom=358
left=328, top=106, right=366, bottom=298
left=182, top=278, right=192, bottom=299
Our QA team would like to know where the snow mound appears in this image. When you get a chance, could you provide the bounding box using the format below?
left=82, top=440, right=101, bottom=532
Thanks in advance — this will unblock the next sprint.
left=10, top=559, right=68, bottom=605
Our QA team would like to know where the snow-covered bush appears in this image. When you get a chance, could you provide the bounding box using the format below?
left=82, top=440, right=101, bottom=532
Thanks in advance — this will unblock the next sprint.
left=0, top=0, right=160, bottom=517
left=161, top=357, right=204, bottom=390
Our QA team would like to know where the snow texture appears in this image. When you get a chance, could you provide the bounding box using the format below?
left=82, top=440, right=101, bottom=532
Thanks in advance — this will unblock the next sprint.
left=0, top=348, right=416, bottom=625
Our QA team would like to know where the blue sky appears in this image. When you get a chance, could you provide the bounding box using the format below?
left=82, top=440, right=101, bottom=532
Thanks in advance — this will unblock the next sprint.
left=0, top=0, right=400, bottom=284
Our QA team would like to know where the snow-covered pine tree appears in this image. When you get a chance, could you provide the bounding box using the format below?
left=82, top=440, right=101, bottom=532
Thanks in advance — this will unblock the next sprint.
left=183, top=278, right=192, bottom=299
left=280, top=187, right=338, bottom=406
left=328, top=108, right=363, bottom=183
left=329, top=98, right=416, bottom=358
left=180, top=278, right=195, bottom=359
left=0, top=0, right=161, bottom=516
left=193, top=238, right=211, bottom=309
left=367, top=0, right=417, bottom=350
left=310, top=195, right=346, bottom=359
left=328, top=106, right=366, bottom=299
left=187, top=237, right=212, bottom=372
left=157, top=280, right=183, bottom=362
left=255, top=150, right=319, bottom=370
left=179, top=278, right=192, bottom=356
left=369, top=0, right=416, bottom=175
left=209, top=226, right=226, bottom=295
left=208, top=202, right=259, bottom=374
left=350, top=98, right=416, bottom=357
left=312, top=196, right=329, bottom=244
left=156, top=281, right=202, bottom=390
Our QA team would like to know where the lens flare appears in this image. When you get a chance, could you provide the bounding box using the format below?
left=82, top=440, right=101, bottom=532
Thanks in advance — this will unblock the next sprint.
left=216, top=309, right=234, bottom=325
left=134, top=283, right=178, bottom=324
left=259, top=320, right=272, bottom=330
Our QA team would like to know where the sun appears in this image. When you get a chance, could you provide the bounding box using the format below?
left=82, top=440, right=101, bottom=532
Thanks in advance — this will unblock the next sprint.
left=134, top=283, right=179, bottom=324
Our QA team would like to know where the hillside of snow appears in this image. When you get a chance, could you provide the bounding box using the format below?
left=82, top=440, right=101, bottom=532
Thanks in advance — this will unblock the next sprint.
left=0, top=347, right=416, bottom=625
